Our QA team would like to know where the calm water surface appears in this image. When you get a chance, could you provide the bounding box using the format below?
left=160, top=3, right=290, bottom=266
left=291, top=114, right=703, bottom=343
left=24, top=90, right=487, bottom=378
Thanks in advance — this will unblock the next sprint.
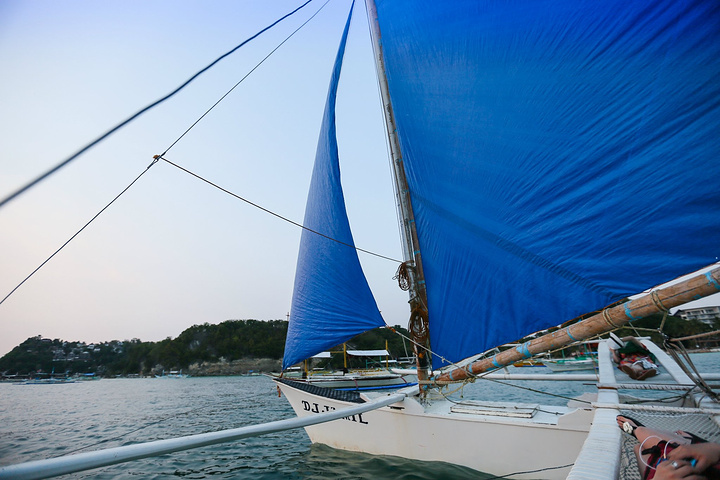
left=0, top=376, right=478, bottom=479
left=1, top=353, right=718, bottom=479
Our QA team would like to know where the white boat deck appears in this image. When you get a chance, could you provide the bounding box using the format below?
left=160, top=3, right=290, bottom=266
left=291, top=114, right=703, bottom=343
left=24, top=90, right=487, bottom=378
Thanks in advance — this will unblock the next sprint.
left=364, top=340, right=720, bottom=479
left=568, top=340, right=720, bottom=480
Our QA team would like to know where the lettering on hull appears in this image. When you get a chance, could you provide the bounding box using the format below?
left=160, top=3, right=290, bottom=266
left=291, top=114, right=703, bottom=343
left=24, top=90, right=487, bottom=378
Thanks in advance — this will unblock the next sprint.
left=300, top=400, right=368, bottom=424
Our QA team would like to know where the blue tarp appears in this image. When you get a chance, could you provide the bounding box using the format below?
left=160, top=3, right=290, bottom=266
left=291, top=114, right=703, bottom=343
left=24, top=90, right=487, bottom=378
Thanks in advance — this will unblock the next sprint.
left=375, top=0, right=720, bottom=366
left=282, top=3, right=384, bottom=371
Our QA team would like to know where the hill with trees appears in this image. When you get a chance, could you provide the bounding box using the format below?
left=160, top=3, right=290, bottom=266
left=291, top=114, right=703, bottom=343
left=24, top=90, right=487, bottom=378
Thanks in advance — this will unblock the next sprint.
left=0, top=320, right=412, bottom=377
left=2, top=313, right=715, bottom=378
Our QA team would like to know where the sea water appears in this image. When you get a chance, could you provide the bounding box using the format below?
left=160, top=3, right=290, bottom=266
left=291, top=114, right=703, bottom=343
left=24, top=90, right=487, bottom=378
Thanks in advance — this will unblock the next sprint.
left=1, top=352, right=718, bottom=479
left=0, top=375, right=479, bottom=479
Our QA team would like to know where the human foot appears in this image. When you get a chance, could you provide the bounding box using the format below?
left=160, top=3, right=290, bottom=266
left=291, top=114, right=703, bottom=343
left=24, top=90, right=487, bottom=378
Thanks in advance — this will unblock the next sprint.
left=636, top=368, right=658, bottom=381
left=617, top=415, right=644, bottom=438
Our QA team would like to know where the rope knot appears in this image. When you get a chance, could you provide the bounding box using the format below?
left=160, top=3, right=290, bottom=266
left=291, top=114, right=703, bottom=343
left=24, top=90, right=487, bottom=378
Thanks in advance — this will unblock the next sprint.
left=393, top=262, right=412, bottom=291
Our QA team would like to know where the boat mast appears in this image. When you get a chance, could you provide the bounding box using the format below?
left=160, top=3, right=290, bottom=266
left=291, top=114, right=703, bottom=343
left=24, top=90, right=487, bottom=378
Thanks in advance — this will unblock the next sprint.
left=364, top=0, right=432, bottom=384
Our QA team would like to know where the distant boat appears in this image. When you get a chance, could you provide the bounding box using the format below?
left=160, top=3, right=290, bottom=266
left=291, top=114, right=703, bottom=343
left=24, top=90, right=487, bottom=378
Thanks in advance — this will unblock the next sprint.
left=22, top=376, right=75, bottom=385
left=155, top=370, right=188, bottom=378
left=21, top=368, right=75, bottom=385
left=512, top=359, right=545, bottom=368
left=541, top=356, right=598, bottom=372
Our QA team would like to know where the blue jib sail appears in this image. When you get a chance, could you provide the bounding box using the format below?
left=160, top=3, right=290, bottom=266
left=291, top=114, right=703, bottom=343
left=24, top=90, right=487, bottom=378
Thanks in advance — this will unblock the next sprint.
left=375, top=0, right=720, bottom=366
left=282, top=3, right=384, bottom=371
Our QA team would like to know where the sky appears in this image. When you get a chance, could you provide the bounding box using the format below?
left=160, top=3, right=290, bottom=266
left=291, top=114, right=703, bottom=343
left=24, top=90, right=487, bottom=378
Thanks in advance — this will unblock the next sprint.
left=0, top=0, right=409, bottom=357
left=1, top=1, right=717, bottom=358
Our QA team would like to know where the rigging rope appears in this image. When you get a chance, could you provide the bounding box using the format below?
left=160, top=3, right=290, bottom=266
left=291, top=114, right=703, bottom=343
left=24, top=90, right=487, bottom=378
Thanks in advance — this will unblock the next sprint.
left=157, top=156, right=402, bottom=263
left=664, top=336, right=720, bottom=402
left=160, top=0, right=332, bottom=157
left=484, top=463, right=575, bottom=479
left=0, top=159, right=159, bottom=306
left=0, top=0, right=368, bottom=305
left=393, top=262, right=411, bottom=291
left=671, top=330, right=720, bottom=342
left=0, top=0, right=314, bottom=209
left=481, top=378, right=594, bottom=405
left=383, top=325, right=455, bottom=370
left=407, top=305, right=429, bottom=346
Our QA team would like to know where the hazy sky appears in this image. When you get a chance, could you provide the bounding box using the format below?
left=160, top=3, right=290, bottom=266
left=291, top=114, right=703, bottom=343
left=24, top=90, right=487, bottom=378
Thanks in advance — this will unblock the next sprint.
left=1, top=1, right=717, bottom=358
left=0, top=0, right=410, bottom=356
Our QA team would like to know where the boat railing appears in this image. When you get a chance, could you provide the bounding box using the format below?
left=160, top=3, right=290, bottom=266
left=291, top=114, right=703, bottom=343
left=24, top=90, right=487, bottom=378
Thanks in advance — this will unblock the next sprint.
left=567, top=340, right=622, bottom=480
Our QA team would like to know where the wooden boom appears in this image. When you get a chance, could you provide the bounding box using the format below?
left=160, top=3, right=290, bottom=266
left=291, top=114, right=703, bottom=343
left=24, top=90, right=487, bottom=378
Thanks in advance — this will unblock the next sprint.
left=433, top=266, right=720, bottom=385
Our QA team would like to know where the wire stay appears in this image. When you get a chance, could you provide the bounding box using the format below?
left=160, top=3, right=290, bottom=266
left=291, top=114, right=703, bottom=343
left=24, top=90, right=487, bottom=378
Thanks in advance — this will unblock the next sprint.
left=0, top=0, right=314, bottom=209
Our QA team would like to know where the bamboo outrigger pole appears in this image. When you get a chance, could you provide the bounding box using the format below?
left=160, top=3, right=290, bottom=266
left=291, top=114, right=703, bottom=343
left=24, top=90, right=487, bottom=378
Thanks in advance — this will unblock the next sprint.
left=433, top=266, right=720, bottom=385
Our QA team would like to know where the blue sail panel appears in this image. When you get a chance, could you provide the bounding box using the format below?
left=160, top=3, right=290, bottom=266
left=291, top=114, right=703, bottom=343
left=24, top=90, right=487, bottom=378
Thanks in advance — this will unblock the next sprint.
left=375, top=0, right=720, bottom=365
left=282, top=4, right=384, bottom=371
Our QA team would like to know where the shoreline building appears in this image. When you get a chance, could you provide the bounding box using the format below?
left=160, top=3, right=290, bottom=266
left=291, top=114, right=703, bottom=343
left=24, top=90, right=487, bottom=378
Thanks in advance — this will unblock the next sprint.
left=676, top=306, right=720, bottom=326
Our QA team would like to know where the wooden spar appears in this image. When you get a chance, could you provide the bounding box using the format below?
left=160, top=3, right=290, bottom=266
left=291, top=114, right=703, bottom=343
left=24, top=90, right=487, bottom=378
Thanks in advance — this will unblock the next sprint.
left=433, top=266, right=720, bottom=385
left=364, top=0, right=432, bottom=382
left=669, top=330, right=720, bottom=342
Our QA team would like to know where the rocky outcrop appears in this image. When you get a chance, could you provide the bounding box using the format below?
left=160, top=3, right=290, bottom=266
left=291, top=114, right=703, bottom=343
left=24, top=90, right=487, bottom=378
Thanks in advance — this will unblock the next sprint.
left=187, top=357, right=281, bottom=376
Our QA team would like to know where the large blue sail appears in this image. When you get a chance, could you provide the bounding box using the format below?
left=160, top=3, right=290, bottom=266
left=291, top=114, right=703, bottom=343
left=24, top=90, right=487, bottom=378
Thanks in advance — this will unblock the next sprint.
left=374, top=0, right=720, bottom=366
left=282, top=3, right=384, bottom=371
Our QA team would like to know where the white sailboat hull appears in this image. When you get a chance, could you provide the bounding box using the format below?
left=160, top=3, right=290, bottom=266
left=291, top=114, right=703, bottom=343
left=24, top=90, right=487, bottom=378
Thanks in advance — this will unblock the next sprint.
left=274, top=378, right=593, bottom=479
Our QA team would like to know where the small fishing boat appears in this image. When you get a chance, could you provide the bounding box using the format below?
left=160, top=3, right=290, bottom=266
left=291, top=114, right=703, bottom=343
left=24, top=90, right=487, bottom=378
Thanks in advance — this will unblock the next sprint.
left=22, top=372, right=76, bottom=385
left=22, top=377, right=76, bottom=385
left=512, top=359, right=546, bottom=368
left=21, top=368, right=75, bottom=385
left=155, top=370, right=188, bottom=379
left=541, top=356, right=597, bottom=372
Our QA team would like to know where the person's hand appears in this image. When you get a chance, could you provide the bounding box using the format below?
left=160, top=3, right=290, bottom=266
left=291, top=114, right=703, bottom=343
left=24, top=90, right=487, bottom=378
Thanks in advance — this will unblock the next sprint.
left=667, top=443, right=720, bottom=473
left=653, top=459, right=705, bottom=479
